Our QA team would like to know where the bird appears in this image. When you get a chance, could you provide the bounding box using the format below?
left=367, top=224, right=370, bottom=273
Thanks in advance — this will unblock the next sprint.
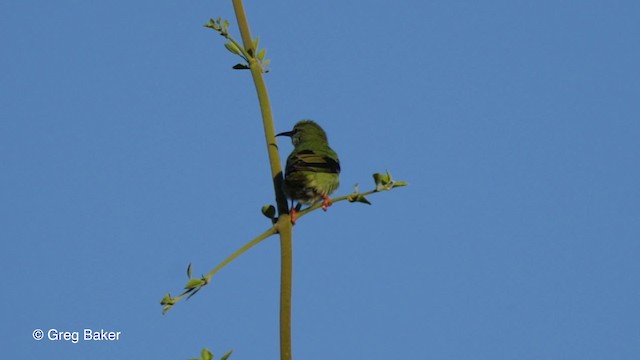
left=276, top=120, right=341, bottom=222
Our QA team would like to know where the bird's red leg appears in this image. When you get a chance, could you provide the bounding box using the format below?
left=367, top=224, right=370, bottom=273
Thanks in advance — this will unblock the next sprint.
left=321, top=196, right=332, bottom=211
left=290, top=207, right=298, bottom=224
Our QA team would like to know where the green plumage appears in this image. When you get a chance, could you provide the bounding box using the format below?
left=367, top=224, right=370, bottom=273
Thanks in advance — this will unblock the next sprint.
left=277, top=120, right=340, bottom=210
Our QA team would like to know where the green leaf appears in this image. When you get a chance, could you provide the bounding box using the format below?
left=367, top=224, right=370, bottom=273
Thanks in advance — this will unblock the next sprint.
left=257, top=48, right=266, bottom=61
left=252, top=37, right=259, bottom=51
left=224, top=42, right=242, bottom=56
left=373, top=172, right=391, bottom=187
left=220, top=350, right=233, bottom=360
left=392, top=181, right=408, bottom=188
left=185, top=278, right=204, bottom=290
left=160, top=293, right=175, bottom=315
left=187, top=263, right=192, bottom=279
left=203, top=19, right=216, bottom=29
left=160, top=293, right=174, bottom=306
left=356, top=194, right=372, bottom=205
left=261, top=205, right=276, bottom=219
left=201, top=348, right=213, bottom=360
left=232, top=64, right=250, bottom=70
left=348, top=193, right=372, bottom=205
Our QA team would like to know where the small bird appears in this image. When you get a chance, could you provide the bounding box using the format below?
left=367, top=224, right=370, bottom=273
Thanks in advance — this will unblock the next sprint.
left=276, top=120, right=340, bottom=222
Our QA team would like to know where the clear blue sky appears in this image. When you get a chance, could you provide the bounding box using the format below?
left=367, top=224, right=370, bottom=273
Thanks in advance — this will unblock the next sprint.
left=2, top=1, right=639, bottom=359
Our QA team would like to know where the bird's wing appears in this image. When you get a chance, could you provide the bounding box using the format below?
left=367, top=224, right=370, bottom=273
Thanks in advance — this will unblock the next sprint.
left=287, top=150, right=341, bottom=175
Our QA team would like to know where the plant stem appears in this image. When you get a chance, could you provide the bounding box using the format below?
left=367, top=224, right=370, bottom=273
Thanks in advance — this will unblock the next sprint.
left=230, top=1, right=293, bottom=359
left=204, top=226, right=277, bottom=281
left=277, top=218, right=293, bottom=360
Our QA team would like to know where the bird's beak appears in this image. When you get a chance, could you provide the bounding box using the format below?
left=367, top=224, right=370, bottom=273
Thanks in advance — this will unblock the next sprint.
left=276, top=130, right=294, bottom=137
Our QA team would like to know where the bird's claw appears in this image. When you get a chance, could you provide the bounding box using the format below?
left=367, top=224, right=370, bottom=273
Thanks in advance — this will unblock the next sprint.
left=321, top=196, right=332, bottom=211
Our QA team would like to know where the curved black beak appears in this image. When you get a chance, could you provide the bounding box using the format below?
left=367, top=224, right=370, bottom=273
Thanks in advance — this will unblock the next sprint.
left=276, top=130, right=294, bottom=137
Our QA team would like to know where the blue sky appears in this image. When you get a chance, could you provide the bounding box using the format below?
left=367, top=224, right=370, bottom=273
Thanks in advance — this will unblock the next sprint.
left=2, top=1, right=639, bottom=359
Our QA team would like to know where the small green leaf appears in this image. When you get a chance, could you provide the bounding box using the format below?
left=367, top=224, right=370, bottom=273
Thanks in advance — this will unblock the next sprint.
left=221, top=350, right=233, bottom=360
left=160, top=293, right=176, bottom=314
left=185, top=278, right=204, bottom=290
left=373, top=173, right=383, bottom=185
left=252, top=37, right=259, bottom=51
left=187, top=263, right=192, bottom=279
left=373, top=172, right=391, bottom=187
left=356, top=194, right=372, bottom=205
left=160, top=293, right=174, bottom=306
left=261, top=205, right=276, bottom=219
left=202, top=348, right=213, bottom=360
left=222, top=19, right=230, bottom=31
left=393, top=181, right=408, bottom=188
left=203, top=19, right=216, bottom=29
left=348, top=193, right=372, bottom=205
left=232, top=64, right=250, bottom=70
left=224, top=42, right=241, bottom=56
left=257, top=48, right=266, bottom=61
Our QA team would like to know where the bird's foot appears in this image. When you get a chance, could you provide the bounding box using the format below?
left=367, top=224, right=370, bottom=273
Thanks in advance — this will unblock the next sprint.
left=290, top=208, right=298, bottom=224
left=321, top=196, right=332, bottom=211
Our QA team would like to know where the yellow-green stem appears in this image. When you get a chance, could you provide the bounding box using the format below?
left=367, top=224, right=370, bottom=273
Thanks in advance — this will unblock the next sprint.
left=276, top=217, right=293, bottom=360
left=230, top=1, right=293, bottom=359
left=205, top=226, right=277, bottom=281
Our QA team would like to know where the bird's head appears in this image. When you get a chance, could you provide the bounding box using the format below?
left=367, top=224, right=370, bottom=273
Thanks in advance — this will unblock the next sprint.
left=276, top=120, right=328, bottom=146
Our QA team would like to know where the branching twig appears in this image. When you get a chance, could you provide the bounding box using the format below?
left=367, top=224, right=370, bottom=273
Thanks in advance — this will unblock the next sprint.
left=161, top=171, right=406, bottom=315
left=161, top=226, right=277, bottom=314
